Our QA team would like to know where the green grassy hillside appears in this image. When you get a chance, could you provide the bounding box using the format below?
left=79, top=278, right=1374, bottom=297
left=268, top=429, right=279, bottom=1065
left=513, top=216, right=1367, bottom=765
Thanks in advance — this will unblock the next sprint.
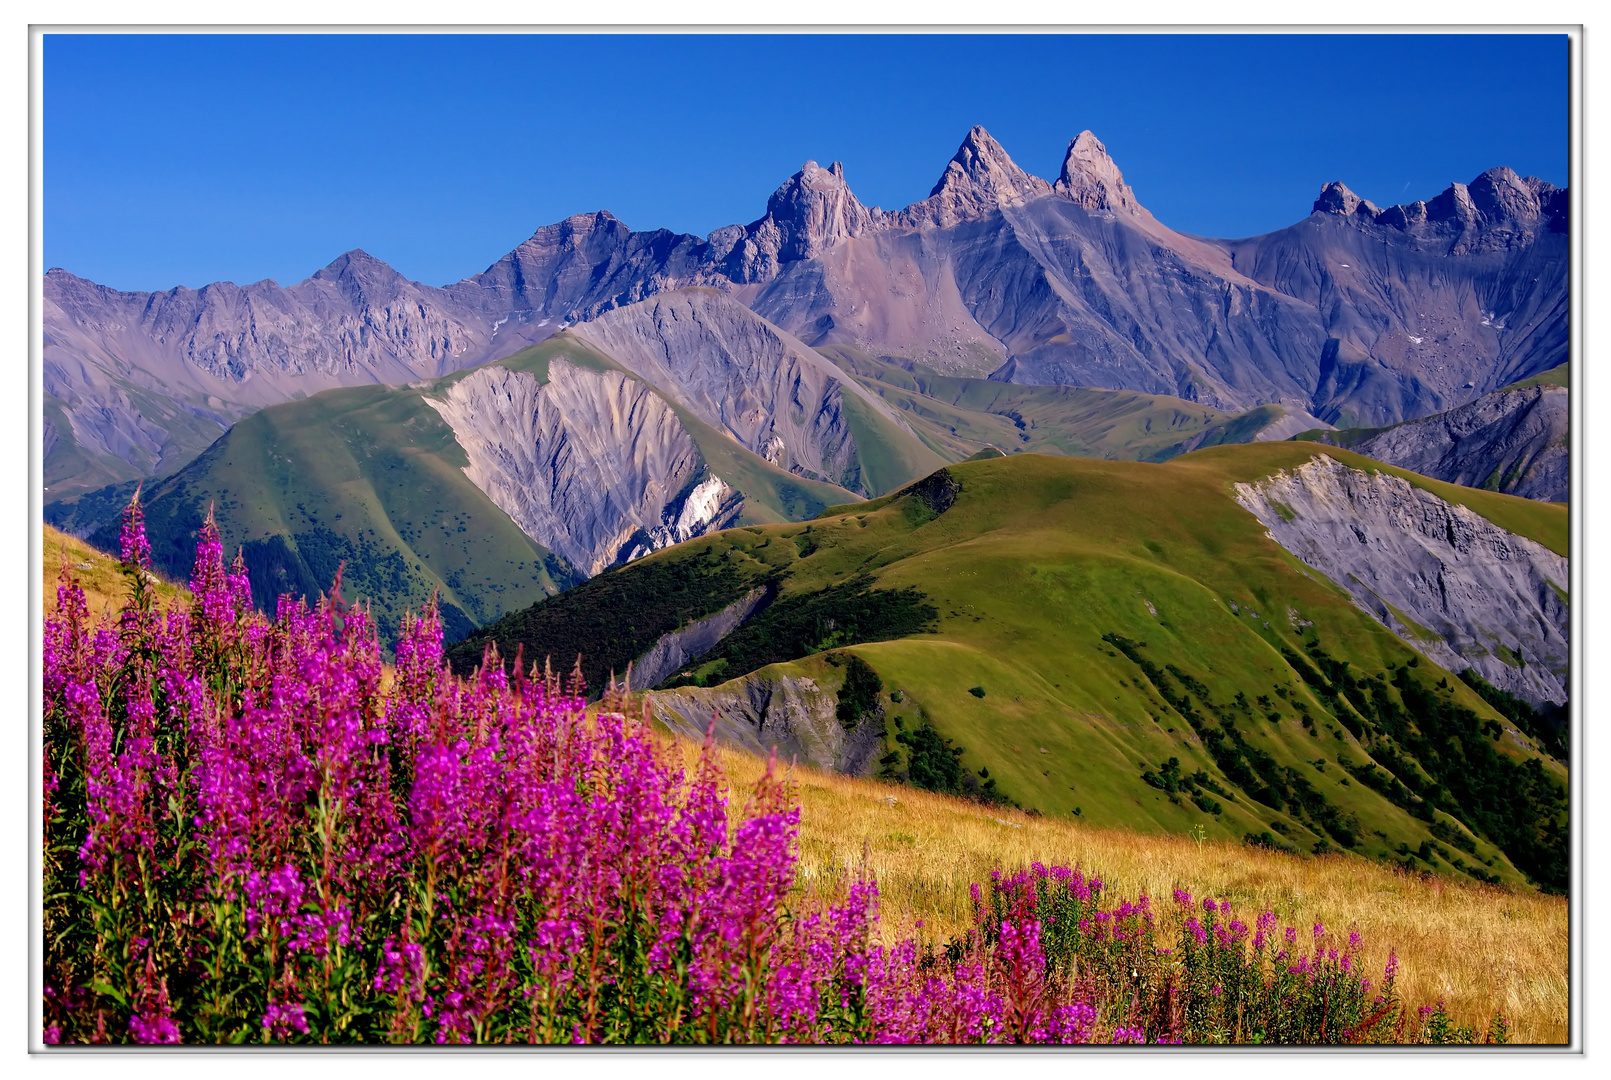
left=1504, top=362, right=1569, bottom=390
left=457, top=445, right=1567, bottom=893
left=87, top=383, right=576, bottom=647
left=819, top=345, right=1294, bottom=463
left=68, top=330, right=912, bottom=649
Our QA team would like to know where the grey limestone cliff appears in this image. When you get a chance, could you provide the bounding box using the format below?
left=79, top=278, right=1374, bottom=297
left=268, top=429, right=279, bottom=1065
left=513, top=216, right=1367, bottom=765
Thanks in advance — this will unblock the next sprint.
left=1234, top=455, right=1567, bottom=706
left=1313, top=384, right=1567, bottom=502
left=423, top=359, right=743, bottom=578
left=651, top=669, right=885, bottom=775
left=569, top=289, right=913, bottom=494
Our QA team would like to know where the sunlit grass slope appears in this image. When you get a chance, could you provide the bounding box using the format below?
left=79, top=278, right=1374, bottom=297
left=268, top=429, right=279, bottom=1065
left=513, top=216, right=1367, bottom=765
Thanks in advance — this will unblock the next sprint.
left=477, top=445, right=1570, bottom=892
left=43, top=524, right=188, bottom=619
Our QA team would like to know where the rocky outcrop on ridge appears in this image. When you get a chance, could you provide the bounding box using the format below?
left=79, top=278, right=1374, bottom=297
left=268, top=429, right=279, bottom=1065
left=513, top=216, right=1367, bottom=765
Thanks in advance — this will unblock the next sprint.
left=625, top=586, right=771, bottom=692
left=1307, top=384, right=1568, bottom=502
left=423, top=359, right=743, bottom=578
left=1234, top=455, right=1567, bottom=706
left=651, top=668, right=886, bottom=775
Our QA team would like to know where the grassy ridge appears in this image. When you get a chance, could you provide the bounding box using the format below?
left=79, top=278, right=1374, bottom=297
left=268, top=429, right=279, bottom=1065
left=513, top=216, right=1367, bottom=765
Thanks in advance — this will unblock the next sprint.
left=87, top=384, right=573, bottom=648
left=1504, top=362, right=1569, bottom=390
left=821, top=345, right=1290, bottom=463
left=43, top=524, right=188, bottom=619
left=526, top=447, right=1572, bottom=893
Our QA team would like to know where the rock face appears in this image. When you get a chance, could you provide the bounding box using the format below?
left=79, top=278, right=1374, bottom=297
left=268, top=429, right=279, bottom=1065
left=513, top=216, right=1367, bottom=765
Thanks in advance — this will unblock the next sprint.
left=1225, top=168, right=1568, bottom=425
left=1234, top=455, right=1567, bottom=706
left=720, top=161, right=878, bottom=284
left=569, top=289, right=913, bottom=494
left=892, top=126, right=1053, bottom=230
left=626, top=586, right=771, bottom=692
left=1055, top=131, right=1144, bottom=215
left=46, top=125, right=1569, bottom=495
left=650, top=669, right=885, bottom=775
left=423, top=359, right=743, bottom=577
left=1316, top=384, right=1568, bottom=502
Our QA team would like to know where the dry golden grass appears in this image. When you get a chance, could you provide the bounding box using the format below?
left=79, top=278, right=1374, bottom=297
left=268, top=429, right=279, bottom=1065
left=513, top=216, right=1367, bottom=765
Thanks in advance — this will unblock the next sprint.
left=43, top=524, right=189, bottom=619
left=680, top=735, right=1569, bottom=1044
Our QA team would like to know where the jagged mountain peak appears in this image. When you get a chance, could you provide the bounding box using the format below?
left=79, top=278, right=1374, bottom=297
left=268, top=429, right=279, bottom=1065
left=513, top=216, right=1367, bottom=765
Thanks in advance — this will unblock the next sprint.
left=894, top=125, right=1052, bottom=230
left=308, top=248, right=403, bottom=282
left=717, top=157, right=877, bottom=284
left=767, top=159, right=874, bottom=255
left=1314, top=167, right=1566, bottom=247
left=1056, top=130, right=1144, bottom=215
left=931, top=125, right=1047, bottom=200
left=1312, top=181, right=1380, bottom=219
left=1467, top=166, right=1545, bottom=221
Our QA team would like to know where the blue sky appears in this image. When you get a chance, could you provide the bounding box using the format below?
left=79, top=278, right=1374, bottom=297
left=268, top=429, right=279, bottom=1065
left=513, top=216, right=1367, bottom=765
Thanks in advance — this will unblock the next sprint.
left=45, top=33, right=1569, bottom=292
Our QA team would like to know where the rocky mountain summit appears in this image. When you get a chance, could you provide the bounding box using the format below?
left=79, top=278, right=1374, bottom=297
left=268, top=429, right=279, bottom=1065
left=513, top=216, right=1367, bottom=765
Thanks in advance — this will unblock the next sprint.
left=45, top=126, right=1568, bottom=500
left=890, top=125, right=1054, bottom=229
left=1313, top=167, right=1566, bottom=253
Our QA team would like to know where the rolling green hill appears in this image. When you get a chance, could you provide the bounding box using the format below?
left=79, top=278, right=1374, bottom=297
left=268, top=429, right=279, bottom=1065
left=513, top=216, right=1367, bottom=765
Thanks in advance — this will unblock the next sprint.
left=453, top=444, right=1568, bottom=893
left=86, top=382, right=577, bottom=646
left=67, top=331, right=881, bottom=649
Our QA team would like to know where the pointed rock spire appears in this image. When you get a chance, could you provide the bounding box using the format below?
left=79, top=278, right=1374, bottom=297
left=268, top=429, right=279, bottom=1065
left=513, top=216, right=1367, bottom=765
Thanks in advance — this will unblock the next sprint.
left=1312, top=181, right=1379, bottom=220
left=721, top=159, right=876, bottom=283
left=1467, top=166, right=1542, bottom=222
left=1055, top=131, right=1143, bottom=214
left=764, top=159, right=876, bottom=262
left=894, top=125, right=1052, bottom=229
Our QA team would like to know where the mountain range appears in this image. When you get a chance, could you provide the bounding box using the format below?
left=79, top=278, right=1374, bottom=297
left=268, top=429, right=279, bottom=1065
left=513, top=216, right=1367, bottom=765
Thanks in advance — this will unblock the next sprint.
left=42, top=124, right=1571, bottom=893
left=45, top=126, right=1567, bottom=499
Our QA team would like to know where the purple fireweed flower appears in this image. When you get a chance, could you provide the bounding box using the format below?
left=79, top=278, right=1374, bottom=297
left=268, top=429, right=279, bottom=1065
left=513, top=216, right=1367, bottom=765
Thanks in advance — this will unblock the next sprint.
left=41, top=488, right=1450, bottom=1047
left=129, top=1011, right=180, bottom=1044
left=119, top=487, right=152, bottom=571
left=262, top=1002, right=310, bottom=1040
